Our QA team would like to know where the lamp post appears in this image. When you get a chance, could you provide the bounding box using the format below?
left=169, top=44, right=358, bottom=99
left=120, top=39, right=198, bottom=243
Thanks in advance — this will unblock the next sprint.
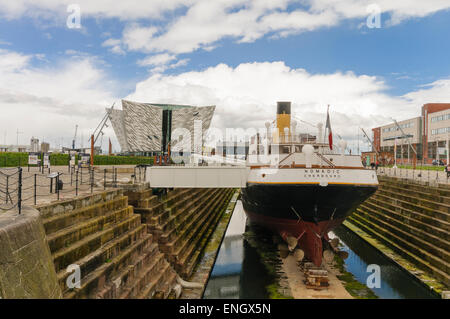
left=393, top=137, right=397, bottom=169
left=447, top=133, right=449, bottom=165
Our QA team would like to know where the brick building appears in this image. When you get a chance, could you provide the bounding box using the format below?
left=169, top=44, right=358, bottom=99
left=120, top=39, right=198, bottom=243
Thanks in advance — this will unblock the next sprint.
left=372, top=103, right=450, bottom=165
left=422, top=103, right=450, bottom=164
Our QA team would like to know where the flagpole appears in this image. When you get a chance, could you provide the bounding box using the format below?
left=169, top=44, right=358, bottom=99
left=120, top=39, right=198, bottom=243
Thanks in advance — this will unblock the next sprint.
left=324, top=105, right=329, bottom=144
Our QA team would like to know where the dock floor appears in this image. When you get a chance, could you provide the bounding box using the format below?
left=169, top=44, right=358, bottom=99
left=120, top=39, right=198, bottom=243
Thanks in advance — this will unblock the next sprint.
left=281, top=254, right=353, bottom=299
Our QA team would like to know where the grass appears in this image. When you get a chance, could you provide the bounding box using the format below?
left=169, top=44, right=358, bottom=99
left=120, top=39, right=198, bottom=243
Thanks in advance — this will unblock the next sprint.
left=0, top=152, right=153, bottom=167
left=384, top=165, right=444, bottom=171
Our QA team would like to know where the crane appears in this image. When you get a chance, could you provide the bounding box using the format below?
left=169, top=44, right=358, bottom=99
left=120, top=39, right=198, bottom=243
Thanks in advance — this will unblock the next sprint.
left=391, top=118, right=417, bottom=156
left=360, top=127, right=379, bottom=155
left=72, top=124, right=78, bottom=149
left=89, top=102, right=115, bottom=146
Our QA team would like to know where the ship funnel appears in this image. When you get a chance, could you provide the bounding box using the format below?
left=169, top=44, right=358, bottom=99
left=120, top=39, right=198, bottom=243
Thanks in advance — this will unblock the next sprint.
left=277, top=102, right=291, bottom=142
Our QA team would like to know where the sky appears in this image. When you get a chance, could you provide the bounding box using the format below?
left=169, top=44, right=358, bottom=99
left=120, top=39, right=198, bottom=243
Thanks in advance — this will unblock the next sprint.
left=0, top=0, right=449, bottom=154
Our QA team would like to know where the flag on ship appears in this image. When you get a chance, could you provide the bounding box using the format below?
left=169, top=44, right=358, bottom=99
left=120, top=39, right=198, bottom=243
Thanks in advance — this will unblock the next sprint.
left=326, top=105, right=333, bottom=150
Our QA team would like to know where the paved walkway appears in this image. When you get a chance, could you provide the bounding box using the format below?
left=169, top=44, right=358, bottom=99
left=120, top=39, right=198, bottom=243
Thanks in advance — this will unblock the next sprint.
left=1, top=165, right=147, bottom=208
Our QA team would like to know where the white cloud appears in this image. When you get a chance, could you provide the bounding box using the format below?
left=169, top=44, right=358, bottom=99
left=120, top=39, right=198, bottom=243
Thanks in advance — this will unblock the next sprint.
left=1, top=48, right=448, bottom=152
left=137, top=54, right=189, bottom=74
left=2, top=1, right=449, bottom=57
left=0, top=49, right=31, bottom=72
left=118, top=0, right=450, bottom=55
left=122, top=24, right=159, bottom=52
left=0, top=0, right=193, bottom=20
left=102, top=38, right=126, bottom=55
left=403, top=78, right=450, bottom=105
left=0, top=49, right=117, bottom=147
left=137, top=53, right=177, bottom=67
left=126, top=61, right=449, bottom=150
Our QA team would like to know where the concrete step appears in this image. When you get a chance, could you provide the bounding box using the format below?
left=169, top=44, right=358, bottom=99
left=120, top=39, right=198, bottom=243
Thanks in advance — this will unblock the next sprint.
left=169, top=188, right=206, bottom=213
left=178, top=189, right=233, bottom=278
left=346, top=215, right=450, bottom=287
left=374, top=190, right=450, bottom=224
left=164, top=189, right=194, bottom=207
left=379, top=176, right=450, bottom=197
left=157, top=189, right=218, bottom=245
left=135, top=262, right=177, bottom=299
left=156, top=189, right=216, bottom=235
left=150, top=189, right=209, bottom=231
left=43, top=196, right=129, bottom=235
left=368, top=195, right=450, bottom=239
left=134, top=202, right=165, bottom=224
left=96, top=243, right=164, bottom=299
left=138, top=189, right=209, bottom=230
left=37, top=189, right=124, bottom=219
left=378, top=185, right=450, bottom=215
left=100, top=243, right=160, bottom=298
left=357, top=203, right=450, bottom=262
left=97, top=243, right=163, bottom=299
left=117, top=252, right=167, bottom=299
left=135, top=195, right=159, bottom=209
left=47, top=205, right=134, bottom=254
left=351, top=209, right=450, bottom=274
left=61, top=229, right=150, bottom=298
left=52, top=214, right=142, bottom=273
left=125, top=189, right=154, bottom=204
left=378, top=182, right=450, bottom=205
left=160, top=189, right=221, bottom=252
left=172, top=189, right=231, bottom=277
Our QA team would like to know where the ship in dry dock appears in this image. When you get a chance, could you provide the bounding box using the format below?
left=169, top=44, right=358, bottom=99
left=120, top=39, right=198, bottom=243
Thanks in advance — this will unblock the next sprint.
left=241, top=102, right=379, bottom=266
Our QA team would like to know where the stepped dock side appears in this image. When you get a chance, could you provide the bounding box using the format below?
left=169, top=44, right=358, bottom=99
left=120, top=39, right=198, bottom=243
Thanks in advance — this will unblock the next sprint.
left=346, top=175, right=450, bottom=295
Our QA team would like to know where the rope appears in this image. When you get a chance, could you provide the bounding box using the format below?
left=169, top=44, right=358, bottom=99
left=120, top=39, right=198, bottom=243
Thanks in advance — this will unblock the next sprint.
left=0, top=203, right=18, bottom=211
left=22, top=195, right=35, bottom=202
left=0, top=170, right=20, bottom=177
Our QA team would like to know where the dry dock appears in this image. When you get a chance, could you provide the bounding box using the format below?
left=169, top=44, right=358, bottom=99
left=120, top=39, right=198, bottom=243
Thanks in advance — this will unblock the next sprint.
left=1, top=165, right=448, bottom=299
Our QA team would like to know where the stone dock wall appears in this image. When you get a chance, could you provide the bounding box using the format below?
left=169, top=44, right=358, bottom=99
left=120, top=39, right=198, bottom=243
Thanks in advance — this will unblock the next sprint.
left=0, top=185, right=234, bottom=299
left=346, top=175, right=449, bottom=293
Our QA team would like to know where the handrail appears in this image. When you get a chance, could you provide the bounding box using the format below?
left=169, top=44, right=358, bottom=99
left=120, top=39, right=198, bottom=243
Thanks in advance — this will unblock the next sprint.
left=315, top=153, right=335, bottom=167
left=278, top=152, right=296, bottom=168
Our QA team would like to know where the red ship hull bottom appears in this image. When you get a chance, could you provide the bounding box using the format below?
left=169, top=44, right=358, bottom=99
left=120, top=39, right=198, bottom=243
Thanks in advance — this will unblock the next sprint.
left=245, top=210, right=344, bottom=266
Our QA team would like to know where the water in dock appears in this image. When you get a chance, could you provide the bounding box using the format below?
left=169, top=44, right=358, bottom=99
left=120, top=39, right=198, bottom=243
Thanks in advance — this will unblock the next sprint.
left=204, top=200, right=438, bottom=299
left=332, top=227, right=438, bottom=299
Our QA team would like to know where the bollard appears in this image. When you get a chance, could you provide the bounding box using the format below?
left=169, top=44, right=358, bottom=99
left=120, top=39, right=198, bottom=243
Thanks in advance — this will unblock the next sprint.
left=90, top=168, right=94, bottom=194
left=18, top=167, right=22, bottom=214
left=76, top=170, right=79, bottom=196
left=56, top=174, right=60, bottom=201
left=34, top=174, right=37, bottom=205
left=5, top=175, right=8, bottom=204
left=104, top=169, right=106, bottom=190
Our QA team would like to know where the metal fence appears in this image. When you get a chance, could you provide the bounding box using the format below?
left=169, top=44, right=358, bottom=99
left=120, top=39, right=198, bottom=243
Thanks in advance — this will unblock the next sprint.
left=0, top=165, right=151, bottom=214
left=376, top=167, right=450, bottom=185
left=0, top=167, right=23, bottom=213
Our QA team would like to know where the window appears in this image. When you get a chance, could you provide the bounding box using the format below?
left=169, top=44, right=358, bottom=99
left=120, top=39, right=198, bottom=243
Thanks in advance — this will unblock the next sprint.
left=431, top=127, right=450, bottom=135
left=431, top=113, right=450, bottom=123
